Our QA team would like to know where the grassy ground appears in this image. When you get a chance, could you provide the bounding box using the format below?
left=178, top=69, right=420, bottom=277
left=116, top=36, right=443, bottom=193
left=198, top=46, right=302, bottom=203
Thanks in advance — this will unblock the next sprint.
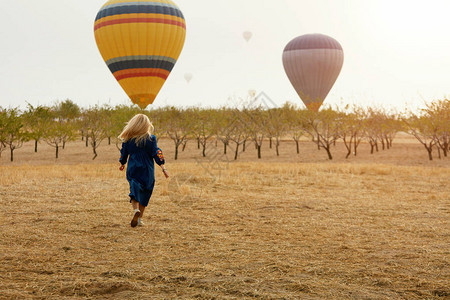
left=0, top=137, right=449, bottom=299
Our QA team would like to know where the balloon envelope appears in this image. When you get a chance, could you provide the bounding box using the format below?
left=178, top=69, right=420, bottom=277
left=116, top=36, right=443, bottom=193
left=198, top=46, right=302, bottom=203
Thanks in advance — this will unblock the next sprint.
left=184, top=73, right=193, bottom=83
left=243, top=31, right=253, bottom=42
left=94, top=0, right=186, bottom=109
left=282, top=34, right=343, bottom=111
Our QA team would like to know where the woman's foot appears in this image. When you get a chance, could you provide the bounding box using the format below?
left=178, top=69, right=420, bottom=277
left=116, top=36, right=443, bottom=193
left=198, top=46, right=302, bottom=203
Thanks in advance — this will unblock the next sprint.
left=131, top=209, right=141, bottom=227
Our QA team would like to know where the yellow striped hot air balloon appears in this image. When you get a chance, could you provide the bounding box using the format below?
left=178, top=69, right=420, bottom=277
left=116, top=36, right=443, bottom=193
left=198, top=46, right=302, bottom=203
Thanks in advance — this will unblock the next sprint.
left=94, top=0, right=186, bottom=109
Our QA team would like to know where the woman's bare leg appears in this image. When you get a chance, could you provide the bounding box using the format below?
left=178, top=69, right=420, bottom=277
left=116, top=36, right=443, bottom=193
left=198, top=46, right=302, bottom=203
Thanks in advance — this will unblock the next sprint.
left=139, top=204, right=146, bottom=218
left=130, top=199, right=140, bottom=227
left=131, top=199, right=139, bottom=210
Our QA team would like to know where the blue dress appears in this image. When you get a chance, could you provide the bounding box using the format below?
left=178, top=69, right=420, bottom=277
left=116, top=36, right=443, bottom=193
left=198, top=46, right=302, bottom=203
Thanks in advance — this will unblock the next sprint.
left=119, top=135, right=165, bottom=207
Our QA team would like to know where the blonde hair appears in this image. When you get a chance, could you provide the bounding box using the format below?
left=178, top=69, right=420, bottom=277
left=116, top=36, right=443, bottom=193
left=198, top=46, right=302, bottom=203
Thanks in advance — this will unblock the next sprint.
left=119, top=114, right=154, bottom=146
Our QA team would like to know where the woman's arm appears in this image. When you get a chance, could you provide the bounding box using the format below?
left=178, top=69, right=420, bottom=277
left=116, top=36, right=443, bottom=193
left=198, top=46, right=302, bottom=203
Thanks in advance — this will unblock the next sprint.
left=148, top=135, right=169, bottom=178
left=119, top=142, right=128, bottom=170
left=160, top=164, right=169, bottom=178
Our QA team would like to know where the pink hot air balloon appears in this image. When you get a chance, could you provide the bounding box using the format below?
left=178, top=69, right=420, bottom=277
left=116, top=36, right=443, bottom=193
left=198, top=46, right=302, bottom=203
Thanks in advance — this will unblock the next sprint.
left=283, top=34, right=344, bottom=111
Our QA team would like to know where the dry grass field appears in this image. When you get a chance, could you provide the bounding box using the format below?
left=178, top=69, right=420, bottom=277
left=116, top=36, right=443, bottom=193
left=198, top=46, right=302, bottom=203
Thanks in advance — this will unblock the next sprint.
left=0, top=137, right=449, bottom=299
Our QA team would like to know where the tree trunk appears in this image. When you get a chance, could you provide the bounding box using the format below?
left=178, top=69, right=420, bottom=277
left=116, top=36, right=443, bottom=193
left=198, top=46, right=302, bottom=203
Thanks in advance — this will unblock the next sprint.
left=381, top=138, right=385, bottom=150
left=354, top=140, right=358, bottom=156
left=370, top=142, right=375, bottom=154
left=108, top=137, right=111, bottom=145
left=295, top=140, right=299, bottom=154
left=257, top=145, right=261, bottom=159
left=197, top=137, right=200, bottom=149
left=343, top=136, right=352, bottom=159
left=223, top=142, right=227, bottom=155
left=345, top=150, right=351, bottom=159
left=63, top=140, right=66, bottom=149
left=324, top=146, right=333, bottom=160
left=10, top=148, right=14, bottom=162
left=375, top=141, right=379, bottom=152
left=81, top=131, right=84, bottom=141
left=175, top=144, right=179, bottom=160
left=243, top=140, right=246, bottom=152
left=276, top=139, right=280, bottom=156
left=35, top=140, right=38, bottom=153
left=202, top=143, right=206, bottom=157
left=56, top=145, right=59, bottom=159
left=92, top=141, right=97, bottom=160
left=437, top=146, right=441, bottom=159
left=425, top=145, right=433, bottom=161
left=234, top=144, right=239, bottom=160
left=86, top=135, right=89, bottom=147
left=182, top=141, right=187, bottom=152
left=269, top=137, right=272, bottom=149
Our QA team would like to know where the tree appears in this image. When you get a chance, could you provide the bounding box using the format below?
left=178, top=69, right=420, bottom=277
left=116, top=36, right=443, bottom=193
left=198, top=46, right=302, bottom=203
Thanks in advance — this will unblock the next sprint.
left=55, top=99, right=81, bottom=121
left=340, top=106, right=364, bottom=159
left=22, top=103, right=52, bottom=153
left=101, top=105, right=115, bottom=145
left=189, top=108, right=216, bottom=157
left=147, top=107, right=166, bottom=141
left=304, top=108, right=341, bottom=160
left=83, top=106, right=107, bottom=160
left=403, top=113, right=437, bottom=161
left=216, top=107, right=233, bottom=155
left=382, top=112, right=403, bottom=150
left=44, top=110, right=76, bottom=159
left=164, top=107, right=190, bottom=160
left=107, top=104, right=140, bottom=151
left=364, top=108, right=382, bottom=154
left=2, top=108, right=28, bottom=162
left=268, top=108, right=288, bottom=157
left=53, top=100, right=81, bottom=149
left=284, top=103, right=306, bottom=155
left=0, top=108, right=7, bottom=158
left=246, top=107, right=267, bottom=159
left=425, top=99, right=449, bottom=158
left=228, top=109, right=250, bottom=160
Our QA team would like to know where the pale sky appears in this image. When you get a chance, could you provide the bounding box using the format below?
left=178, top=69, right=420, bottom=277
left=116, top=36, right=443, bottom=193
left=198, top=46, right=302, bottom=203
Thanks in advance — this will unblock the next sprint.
left=1, top=0, right=449, bottom=111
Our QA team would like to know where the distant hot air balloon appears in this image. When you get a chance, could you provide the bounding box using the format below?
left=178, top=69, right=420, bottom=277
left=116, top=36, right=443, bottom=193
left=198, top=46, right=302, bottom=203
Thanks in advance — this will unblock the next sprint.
left=243, top=31, right=253, bottom=42
left=94, top=0, right=187, bottom=109
left=184, top=73, right=193, bottom=83
left=282, top=34, right=343, bottom=111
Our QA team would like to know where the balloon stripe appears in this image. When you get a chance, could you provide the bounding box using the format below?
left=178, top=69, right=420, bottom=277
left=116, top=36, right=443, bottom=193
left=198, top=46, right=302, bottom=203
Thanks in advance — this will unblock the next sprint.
left=95, top=18, right=186, bottom=31
left=101, top=1, right=180, bottom=11
left=108, top=59, right=174, bottom=73
left=94, top=13, right=184, bottom=27
left=284, top=34, right=342, bottom=51
left=114, top=68, right=169, bottom=81
left=106, top=55, right=176, bottom=65
left=101, top=0, right=170, bottom=8
left=96, top=3, right=184, bottom=22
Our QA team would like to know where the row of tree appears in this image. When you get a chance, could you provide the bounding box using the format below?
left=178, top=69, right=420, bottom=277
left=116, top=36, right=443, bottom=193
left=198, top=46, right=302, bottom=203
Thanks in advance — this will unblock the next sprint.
left=0, top=99, right=448, bottom=162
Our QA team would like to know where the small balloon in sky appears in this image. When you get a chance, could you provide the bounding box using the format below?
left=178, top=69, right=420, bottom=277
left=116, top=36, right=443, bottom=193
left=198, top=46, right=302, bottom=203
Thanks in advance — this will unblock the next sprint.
left=243, top=31, right=253, bottom=42
left=94, top=0, right=187, bottom=109
left=282, top=33, right=344, bottom=112
left=184, top=73, right=193, bottom=83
